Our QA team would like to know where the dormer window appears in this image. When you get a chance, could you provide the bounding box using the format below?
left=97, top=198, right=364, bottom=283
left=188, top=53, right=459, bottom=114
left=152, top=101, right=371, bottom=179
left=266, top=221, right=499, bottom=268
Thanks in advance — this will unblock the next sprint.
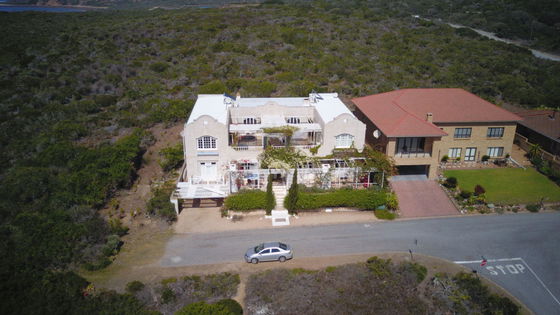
left=286, top=117, right=300, bottom=124
left=243, top=117, right=259, bottom=124
left=197, top=136, right=217, bottom=149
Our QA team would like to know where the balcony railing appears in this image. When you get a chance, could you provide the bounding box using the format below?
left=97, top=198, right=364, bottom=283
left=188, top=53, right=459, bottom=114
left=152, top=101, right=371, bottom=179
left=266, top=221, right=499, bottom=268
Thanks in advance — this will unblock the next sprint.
left=395, top=151, right=431, bottom=158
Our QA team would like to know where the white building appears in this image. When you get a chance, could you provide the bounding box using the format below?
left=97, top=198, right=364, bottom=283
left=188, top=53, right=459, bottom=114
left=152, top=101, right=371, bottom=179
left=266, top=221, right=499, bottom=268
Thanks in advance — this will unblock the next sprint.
left=171, top=92, right=366, bottom=213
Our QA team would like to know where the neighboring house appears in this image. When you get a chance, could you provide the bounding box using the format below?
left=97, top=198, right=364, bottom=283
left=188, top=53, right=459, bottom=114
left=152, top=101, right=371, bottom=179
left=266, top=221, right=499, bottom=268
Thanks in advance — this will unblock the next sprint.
left=171, top=92, right=366, bottom=212
left=352, top=88, right=522, bottom=179
left=510, top=108, right=560, bottom=156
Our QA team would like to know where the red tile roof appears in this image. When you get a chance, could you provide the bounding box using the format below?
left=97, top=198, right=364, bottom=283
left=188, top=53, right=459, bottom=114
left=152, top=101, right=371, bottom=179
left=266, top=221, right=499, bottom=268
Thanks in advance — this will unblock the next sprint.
left=352, top=88, right=522, bottom=137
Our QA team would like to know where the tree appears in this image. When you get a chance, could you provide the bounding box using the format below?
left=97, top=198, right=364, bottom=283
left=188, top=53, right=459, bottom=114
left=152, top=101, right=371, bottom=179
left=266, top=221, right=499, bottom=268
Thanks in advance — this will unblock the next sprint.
left=285, top=169, right=299, bottom=213
left=265, top=174, right=275, bottom=215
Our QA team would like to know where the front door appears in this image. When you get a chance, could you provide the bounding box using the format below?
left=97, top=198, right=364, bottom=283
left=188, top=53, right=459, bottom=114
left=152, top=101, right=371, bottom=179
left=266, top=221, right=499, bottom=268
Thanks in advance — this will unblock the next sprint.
left=465, top=147, right=477, bottom=161
left=200, top=162, right=217, bottom=181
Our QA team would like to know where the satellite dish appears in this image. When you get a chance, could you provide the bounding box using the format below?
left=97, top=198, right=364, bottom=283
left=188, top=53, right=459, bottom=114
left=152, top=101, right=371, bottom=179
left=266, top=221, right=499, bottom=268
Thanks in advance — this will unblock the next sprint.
left=373, top=130, right=380, bottom=139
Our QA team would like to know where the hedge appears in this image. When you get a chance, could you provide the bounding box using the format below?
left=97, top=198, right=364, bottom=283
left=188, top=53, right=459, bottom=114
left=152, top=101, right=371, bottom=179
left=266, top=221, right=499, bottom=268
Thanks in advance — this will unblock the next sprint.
left=224, top=189, right=267, bottom=211
left=295, top=189, right=387, bottom=211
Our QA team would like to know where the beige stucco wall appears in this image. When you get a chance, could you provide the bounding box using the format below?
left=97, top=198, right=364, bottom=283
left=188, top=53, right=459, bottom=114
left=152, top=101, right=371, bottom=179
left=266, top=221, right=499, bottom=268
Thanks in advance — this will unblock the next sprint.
left=229, top=103, right=315, bottom=122
left=436, top=122, right=517, bottom=161
left=183, top=115, right=229, bottom=181
left=386, top=137, right=441, bottom=179
left=318, top=113, right=366, bottom=156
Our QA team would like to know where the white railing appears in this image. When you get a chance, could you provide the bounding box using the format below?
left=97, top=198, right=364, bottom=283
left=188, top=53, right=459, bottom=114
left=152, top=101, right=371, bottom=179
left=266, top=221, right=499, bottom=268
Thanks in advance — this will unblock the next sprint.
left=232, top=145, right=262, bottom=151
left=395, top=152, right=431, bottom=158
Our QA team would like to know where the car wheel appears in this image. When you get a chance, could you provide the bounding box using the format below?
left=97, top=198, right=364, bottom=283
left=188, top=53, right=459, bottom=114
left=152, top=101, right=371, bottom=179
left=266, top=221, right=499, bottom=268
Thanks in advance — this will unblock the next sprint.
left=279, top=256, right=286, bottom=262
left=251, top=258, right=258, bottom=264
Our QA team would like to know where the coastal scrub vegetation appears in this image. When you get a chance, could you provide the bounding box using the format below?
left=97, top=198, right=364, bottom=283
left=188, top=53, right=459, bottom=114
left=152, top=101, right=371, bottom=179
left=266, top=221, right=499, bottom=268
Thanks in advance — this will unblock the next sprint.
left=0, top=2, right=556, bottom=313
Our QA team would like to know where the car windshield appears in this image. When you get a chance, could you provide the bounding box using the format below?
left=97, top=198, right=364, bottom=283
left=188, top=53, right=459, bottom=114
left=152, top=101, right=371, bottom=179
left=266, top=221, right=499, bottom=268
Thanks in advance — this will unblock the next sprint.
left=279, top=243, right=288, bottom=250
left=254, top=243, right=264, bottom=252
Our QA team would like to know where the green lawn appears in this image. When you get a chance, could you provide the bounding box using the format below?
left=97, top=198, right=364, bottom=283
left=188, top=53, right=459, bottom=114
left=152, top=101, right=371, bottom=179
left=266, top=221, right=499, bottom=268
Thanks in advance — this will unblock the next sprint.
left=444, top=168, right=560, bottom=204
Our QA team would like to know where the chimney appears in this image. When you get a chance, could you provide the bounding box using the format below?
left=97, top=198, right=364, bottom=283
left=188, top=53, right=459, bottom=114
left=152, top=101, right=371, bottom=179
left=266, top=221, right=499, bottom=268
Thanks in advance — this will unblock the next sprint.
left=426, top=112, right=433, bottom=123
left=235, top=91, right=241, bottom=107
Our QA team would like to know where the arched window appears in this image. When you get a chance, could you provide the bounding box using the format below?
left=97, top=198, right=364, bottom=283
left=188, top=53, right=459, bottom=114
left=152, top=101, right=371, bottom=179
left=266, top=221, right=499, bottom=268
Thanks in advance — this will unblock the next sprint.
left=243, top=117, right=258, bottom=124
left=335, top=134, right=354, bottom=148
left=197, top=136, right=217, bottom=149
left=286, top=117, right=300, bottom=124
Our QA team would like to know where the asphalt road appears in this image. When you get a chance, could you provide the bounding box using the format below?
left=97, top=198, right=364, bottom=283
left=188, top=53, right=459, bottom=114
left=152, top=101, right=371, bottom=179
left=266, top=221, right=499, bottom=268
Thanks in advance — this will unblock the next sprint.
left=161, top=212, right=560, bottom=314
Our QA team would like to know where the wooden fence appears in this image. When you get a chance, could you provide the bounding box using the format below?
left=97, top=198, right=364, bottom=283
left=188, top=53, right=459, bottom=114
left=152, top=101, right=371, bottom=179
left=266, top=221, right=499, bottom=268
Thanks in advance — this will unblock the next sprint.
left=515, top=133, right=560, bottom=171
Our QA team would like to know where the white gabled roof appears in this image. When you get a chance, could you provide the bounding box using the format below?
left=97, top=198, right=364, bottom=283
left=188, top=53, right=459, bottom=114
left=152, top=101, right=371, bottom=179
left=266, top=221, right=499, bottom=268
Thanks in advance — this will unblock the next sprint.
left=312, top=93, right=353, bottom=123
left=186, top=93, right=354, bottom=125
left=186, top=94, right=230, bottom=125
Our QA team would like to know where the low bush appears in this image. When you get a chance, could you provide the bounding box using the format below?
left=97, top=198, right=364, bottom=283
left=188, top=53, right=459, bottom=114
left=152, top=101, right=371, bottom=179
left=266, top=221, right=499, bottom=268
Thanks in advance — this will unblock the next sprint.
left=161, top=286, right=175, bottom=304
left=453, top=272, right=519, bottom=314
left=474, top=184, right=486, bottom=196
left=402, top=262, right=428, bottom=283
left=214, top=299, right=243, bottom=315
left=295, top=188, right=387, bottom=211
left=126, top=281, right=145, bottom=294
left=526, top=204, right=540, bottom=212
left=459, top=190, right=472, bottom=199
left=175, top=301, right=234, bottom=315
left=374, top=209, right=396, bottom=220
left=481, top=155, right=490, bottom=162
left=108, top=218, right=129, bottom=236
left=147, top=183, right=177, bottom=222
left=159, top=143, right=184, bottom=172
left=224, top=189, right=267, bottom=211
left=443, top=177, right=458, bottom=188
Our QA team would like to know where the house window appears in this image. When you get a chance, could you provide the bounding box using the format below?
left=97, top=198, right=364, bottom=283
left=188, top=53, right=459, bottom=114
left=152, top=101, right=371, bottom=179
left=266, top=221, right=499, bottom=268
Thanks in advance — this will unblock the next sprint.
left=243, top=117, right=259, bottom=124
left=286, top=117, right=300, bottom=124
left=197, top=136, right=217, bottom=149
left=487, top=127, right=504, bottom=138
left=487, top=147, right=504, bottom=157
left=454, top=128, right=472, bottom=138
left=335, top=134, right=354, bottom=148
left=396, top=137, right=425, bottom=153
left=448, top=148, right=462, bottom=158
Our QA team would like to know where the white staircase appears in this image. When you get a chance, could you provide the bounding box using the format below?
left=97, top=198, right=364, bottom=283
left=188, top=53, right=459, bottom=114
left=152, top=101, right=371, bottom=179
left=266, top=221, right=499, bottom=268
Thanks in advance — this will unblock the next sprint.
left=271, top=185, right=290, bottom=226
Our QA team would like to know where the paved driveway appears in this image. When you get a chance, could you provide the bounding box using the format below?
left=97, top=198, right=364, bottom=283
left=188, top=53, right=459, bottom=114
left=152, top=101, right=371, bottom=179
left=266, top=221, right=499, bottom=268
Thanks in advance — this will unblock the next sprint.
left=391, top=179, right=459, bottom=218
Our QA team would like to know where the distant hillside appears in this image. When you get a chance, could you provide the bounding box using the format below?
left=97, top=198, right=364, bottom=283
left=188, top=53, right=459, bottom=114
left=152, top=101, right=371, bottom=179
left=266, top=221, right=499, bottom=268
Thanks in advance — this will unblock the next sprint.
left=7, top=0, right=263, bottom=9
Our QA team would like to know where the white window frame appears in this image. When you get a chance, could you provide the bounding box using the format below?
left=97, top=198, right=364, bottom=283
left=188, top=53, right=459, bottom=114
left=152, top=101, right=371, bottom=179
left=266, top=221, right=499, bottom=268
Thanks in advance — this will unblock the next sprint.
left=197, top=136, right=217, bottom=150
left=487, top=147, right=504, bottom=157
left=448, top=148, right=462, bottom=158
left=335, top=133, right=354, bottom=148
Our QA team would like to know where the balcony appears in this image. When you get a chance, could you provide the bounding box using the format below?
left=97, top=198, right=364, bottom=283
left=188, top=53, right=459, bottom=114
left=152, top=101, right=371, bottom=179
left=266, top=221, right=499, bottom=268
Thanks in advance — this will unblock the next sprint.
left=395, top=151, right=431, bottom=158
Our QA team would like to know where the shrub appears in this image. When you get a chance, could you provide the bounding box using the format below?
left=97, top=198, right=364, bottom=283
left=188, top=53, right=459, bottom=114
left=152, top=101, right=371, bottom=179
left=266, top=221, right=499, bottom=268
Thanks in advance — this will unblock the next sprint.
left=108, top=218, right=129, bottom=236
left=161, top=277, right=177, bottom=285
left=374, top=209, right=396, bottom=220
left=83, top=257, right=112, bottom=271
left=441, top=155, right=449, bottom=162
left=285, top=169, right=299, bottom=213
left=214, top=299, right=243, bottom=315
left=526, top=204, right=540, bottom=212
left=366, top=256, right=392, bottom=279
left=443, top=177, right=458, bottom=188
left=125, top=281, right=145, bottom=294
left=459, top=190, right=472, bottom=199
left=386, top=192, right=398, bottom=210
left=481, top=155, right=490, bottom=162
left=159, top=143, right=184, bottom=172
left=402, top=262, right=428, bottom=283
left=265, top=174, right=275, bottom=215
left=175, top=301, right=233, bottom=315
left=147, top=183, right=177, bottom=222
left=474, top=184, right=486, bottom=196
left=224, top=189, right=267, bottom=211
left=454, top=272, right=519, bottom=314
left=102, top=234, right=122, bottom=257
left=149, top=62, right=169, bottom=73
left=295, top=188, right=387, bottom=210
left=161, top=286, right=175, bottom=304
